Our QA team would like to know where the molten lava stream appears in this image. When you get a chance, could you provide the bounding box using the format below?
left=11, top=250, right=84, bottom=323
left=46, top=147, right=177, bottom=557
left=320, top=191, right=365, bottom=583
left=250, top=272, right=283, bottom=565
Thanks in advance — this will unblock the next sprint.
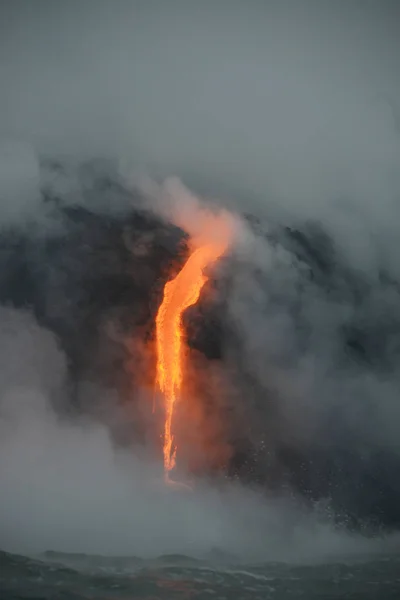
left=155, top=242, right=228, bottom=482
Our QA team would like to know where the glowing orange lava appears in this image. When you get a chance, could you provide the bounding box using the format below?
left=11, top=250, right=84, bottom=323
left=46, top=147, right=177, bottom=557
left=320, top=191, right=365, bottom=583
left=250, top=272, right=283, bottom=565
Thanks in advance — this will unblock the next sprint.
left=155, top=241, right=229, bottom=477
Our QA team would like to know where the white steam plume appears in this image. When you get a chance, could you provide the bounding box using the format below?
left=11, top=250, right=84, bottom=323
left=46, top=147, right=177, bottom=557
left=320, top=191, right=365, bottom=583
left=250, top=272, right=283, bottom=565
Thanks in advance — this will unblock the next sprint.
left=1, top=307, right=398, bottom=562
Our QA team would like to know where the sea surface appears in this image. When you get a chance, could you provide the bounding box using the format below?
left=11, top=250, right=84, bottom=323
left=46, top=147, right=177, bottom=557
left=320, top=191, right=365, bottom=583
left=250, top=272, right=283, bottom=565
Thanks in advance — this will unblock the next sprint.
left=1, top=549, right=400, bottom=600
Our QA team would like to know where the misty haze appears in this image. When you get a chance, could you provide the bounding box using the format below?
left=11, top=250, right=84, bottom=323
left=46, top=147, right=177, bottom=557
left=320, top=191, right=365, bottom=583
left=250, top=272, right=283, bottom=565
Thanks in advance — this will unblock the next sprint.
left=0, top=1, right=400, bottom=599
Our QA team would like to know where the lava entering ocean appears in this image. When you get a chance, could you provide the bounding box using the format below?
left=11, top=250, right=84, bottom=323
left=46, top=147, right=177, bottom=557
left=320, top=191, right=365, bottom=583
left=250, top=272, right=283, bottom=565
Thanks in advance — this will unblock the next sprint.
left=155, top=238, right=231, bottom=481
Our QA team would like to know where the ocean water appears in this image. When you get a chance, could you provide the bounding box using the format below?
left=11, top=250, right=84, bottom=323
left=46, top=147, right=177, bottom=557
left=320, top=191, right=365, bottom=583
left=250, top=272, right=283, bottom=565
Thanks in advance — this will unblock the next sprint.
left=1, top=550, right=400, bottom=600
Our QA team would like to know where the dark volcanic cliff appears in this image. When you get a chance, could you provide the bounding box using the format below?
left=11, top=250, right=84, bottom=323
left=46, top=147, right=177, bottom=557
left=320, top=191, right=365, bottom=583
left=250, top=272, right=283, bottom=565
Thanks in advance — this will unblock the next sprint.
left=1, top=161, right=400, bottom=532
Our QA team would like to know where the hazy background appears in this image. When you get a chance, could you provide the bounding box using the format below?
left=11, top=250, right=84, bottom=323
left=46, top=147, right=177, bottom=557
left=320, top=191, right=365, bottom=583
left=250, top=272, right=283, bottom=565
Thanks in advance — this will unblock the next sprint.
left=1, top=1, right=399, bottom=229
left=1, top=0, right=400, bottom=560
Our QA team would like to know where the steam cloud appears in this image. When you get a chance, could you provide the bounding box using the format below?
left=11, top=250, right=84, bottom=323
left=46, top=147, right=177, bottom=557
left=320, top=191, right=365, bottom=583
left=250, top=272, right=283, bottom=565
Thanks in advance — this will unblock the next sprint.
left=0, top=0, right=400, bottom=561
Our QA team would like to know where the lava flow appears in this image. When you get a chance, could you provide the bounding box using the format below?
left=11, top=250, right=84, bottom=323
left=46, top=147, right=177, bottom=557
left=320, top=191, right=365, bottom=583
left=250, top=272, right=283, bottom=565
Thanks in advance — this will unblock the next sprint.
left=155, top=240, right=229, bottom=480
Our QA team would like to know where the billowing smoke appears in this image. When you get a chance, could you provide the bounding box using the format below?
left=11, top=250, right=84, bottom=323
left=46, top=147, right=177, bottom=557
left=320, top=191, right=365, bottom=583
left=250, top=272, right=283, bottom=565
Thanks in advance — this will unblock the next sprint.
left=0, top=0, right=400, bottom=560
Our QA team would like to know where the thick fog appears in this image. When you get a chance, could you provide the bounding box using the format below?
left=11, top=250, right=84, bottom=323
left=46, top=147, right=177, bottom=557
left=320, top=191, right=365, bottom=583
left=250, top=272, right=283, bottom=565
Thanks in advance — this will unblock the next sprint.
left=1, top=1, right=400, bottom=560
left=1, top=1, right=399, bottom=226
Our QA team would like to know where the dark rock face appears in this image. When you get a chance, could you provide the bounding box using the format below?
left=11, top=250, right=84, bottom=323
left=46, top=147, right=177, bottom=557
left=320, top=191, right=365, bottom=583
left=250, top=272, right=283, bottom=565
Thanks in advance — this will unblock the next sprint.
left=1, top=194, right=183, bottom=385
left=1, top=162, right=400, bottom=532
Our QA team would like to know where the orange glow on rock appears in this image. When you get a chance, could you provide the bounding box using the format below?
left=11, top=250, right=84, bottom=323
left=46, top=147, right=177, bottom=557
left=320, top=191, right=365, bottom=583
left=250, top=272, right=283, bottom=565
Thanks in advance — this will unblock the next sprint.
left=155, top=240, right=229, bottom=476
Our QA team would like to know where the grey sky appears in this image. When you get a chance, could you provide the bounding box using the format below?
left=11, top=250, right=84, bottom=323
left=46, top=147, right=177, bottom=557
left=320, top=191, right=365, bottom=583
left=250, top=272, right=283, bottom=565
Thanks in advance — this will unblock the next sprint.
left=0, top=1, right=398, bottom=209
